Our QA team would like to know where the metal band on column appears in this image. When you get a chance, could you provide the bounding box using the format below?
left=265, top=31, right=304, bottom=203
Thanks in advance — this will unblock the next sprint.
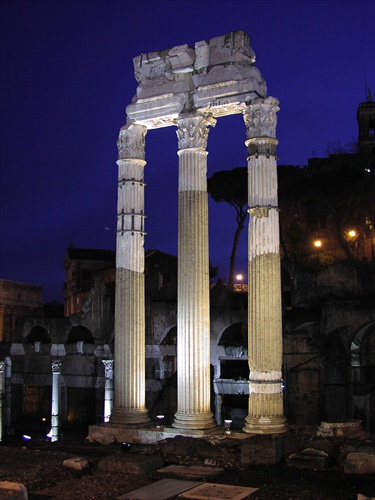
left=243, top=98, right=287, bottom=434
left=172, top=114, right=217, bottom=431
left=110, top=123, right=150, bottom=426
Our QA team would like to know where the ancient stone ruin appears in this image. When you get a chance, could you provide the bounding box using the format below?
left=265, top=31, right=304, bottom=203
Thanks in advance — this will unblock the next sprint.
left=109, top=31, right=287, bottom=436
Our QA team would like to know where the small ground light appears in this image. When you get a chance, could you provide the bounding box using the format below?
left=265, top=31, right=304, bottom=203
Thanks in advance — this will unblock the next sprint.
left=22, top=435, right=32, bottom=441
left=224, top=419, right=232, bottom=435
left=121, top=442, right=131, bottom=453
left=156, top=415, right=164, bottom=428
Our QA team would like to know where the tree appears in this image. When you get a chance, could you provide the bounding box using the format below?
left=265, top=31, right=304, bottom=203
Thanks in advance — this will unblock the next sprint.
left=207, top=167, right=248, bottom=288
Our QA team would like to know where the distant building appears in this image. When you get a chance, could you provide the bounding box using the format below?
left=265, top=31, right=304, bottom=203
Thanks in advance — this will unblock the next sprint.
left=0, top=279, right=42, bottom=342
left=63, top=246, right=115, bottom=316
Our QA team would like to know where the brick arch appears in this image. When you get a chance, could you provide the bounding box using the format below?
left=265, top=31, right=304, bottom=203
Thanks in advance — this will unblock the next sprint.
left=218, top=322, right=248, bottom=348
left=67, top=325, right=94, bottom=344
left=25, top=325, right=50, bottom=343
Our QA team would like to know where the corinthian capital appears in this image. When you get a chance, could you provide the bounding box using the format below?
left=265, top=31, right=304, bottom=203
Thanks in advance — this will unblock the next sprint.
left=243, top=97, right=279, bottom=140
left=117, top=123, right=147, bottom=160
left=51, top=360, right=62, bottom=373
left=176, top=114, right=216, bottom=150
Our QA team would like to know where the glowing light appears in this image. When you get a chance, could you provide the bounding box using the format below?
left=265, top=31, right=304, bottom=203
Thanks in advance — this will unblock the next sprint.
left=348, top=230, right=356, bottom=237
left=156, top=415, right=165, bottom=429
left=224, top=419, right=232, bottom=434
left=236, top=274, right=243, bottom=281
left=22, top=435, right=32, bottom=441
left=314, top=240, right=322, bottom=248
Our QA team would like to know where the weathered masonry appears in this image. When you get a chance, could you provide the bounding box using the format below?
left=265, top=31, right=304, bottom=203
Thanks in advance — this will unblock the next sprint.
left=110, top=31, right=287, bottom=435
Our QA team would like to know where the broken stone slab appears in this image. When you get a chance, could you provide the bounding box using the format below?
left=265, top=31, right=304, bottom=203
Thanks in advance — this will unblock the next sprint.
left=119, top=478, right=203, bottom=500
left=86, top=430, right=116, bottom=445
left=317, top=420, right=366, bottom=439
left=344, top=452, right=375, bottom=474
left=0, top=481, right=28, bottom=499
left=157, top=465, right=224, bottom=480
left=287, top=448, right=332, bottom=470
left=98, top=453, right=163, bottom=475
left=179, top=482, right=259, bottom=499
left=63, top=456, right=90, bottom=471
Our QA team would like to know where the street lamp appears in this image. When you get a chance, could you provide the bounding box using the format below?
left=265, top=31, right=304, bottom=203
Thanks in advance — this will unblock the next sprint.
left=313, top=240, right=322, bottom=248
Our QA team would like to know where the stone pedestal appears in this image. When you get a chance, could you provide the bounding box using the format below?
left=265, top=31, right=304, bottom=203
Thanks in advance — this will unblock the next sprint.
left=110, top=123, right=149, bottom=426
left=172, top=115, right=216, bottom=431
left=242, top=98, right=287, bottom=434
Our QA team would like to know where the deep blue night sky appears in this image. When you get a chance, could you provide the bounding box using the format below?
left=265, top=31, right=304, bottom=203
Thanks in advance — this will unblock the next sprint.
left=1, top=0, right=374, bottom=302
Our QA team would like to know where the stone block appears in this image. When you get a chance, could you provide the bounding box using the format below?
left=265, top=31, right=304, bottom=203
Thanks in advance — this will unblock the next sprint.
left=157, top=465, right=224, bottom=480
left=287, top=448, right=332, bottom=470
left=0, top=481, right=28, bottom=499
left=86, top=430, right=116, bottom=445
left=63, top=456, right=89, bottom=471
left=98, top=453, right=163, bottom=475
left=179, top=482, right=259, bottom=499
left=241, top=435, right=283, bottom=465
left=344, top=452, right=375, bottom=474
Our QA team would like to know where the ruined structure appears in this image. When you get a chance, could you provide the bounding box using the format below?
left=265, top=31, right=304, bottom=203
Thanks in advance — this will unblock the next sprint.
left=111, top=31, right=286, bottom=434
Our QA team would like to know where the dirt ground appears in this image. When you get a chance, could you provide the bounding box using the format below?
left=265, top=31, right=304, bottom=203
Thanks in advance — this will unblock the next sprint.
left=0, top=425, right=374, bottom=500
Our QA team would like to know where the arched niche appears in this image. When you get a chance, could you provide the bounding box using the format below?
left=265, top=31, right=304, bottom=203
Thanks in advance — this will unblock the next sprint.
left=25, top=326, right=51, bottom=344
left=67, top=326, right=94, bottom=344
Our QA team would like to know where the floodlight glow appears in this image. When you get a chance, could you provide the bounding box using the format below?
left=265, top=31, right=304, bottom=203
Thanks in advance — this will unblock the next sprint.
left=224, top=419, right=232, bottom=434
left=156, top=415, right=165, bottom=428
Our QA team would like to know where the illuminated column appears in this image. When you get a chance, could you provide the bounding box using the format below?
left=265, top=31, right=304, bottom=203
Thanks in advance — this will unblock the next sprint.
left=172, top=114, right=216, bottom=431
left=0, top=361, right=4, bottom=441
left=102, top=359, right=114, bottom=423
left=4, top=357, right=11, bottom=429
left=51, top=360, right=61, bottom=442
left=242, top=98, right=287, bottom=434
left=110, top=123, right=150, bottom=426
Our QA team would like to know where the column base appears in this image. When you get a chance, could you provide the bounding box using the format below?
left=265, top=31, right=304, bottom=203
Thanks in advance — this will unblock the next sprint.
left=243, top=415, right=288, bottom=435
left=172, top=411, right=216, bottom=431
left=109, top=407, right=150, bottom=426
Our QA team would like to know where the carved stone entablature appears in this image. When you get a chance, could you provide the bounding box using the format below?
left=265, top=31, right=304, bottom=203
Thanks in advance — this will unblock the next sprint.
left=129, top=31, right=267, bottom=122
left=126, top=94, right=188, bottom=129
left=117, top=123, right=147, bottom=160
left=246, top=137, right=278, bottom=157
left=176, top=114, right=216, bottom=150
left=243, top=97, right=279, bottom=139
left=193, top=73, right=266, bottom=115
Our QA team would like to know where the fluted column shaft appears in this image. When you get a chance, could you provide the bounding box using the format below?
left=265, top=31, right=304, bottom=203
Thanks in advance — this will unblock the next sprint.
left=242, top=98, right=287, bottom=434
left=172, top=115, right=216, bottom=430
left=102, top=359, right=114, bottom=423
left=110, top=123, right=149, bottom=425
left=51, top=360, right=61, bottom=442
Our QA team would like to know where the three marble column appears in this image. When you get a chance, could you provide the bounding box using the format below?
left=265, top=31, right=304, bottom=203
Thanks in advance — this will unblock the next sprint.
left=111, top=100, right=286, bottom=434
